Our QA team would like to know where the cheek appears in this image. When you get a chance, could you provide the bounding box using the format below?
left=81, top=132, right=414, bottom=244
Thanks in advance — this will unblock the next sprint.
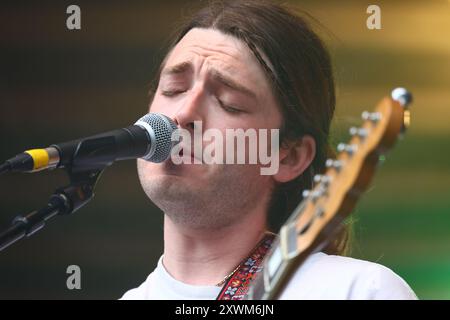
left=148, top=93, right=182, bottom=120
left=137, top=158, right=151, bottom=177
left=148, top=95, right=166, bottom=114
left=137, top=158, right=161, bottom=177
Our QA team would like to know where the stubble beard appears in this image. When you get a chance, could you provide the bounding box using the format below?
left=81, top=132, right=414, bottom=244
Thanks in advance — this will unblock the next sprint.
left=137, top=159, right=269, bottom=230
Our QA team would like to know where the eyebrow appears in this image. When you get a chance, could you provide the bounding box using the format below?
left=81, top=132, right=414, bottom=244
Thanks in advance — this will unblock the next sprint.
left=210, top=68, right=257, bottom=100
left=161, top=61, right=257, bottom=100
left=161, top=61, right=192, bottom=76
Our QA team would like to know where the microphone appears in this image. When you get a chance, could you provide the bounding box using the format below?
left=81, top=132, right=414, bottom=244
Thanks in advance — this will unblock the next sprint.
left=0, top=113, right=178, bottom=174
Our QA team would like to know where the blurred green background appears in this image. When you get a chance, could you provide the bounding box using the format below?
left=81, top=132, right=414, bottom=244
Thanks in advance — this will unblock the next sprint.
left=0, top=0, right=449, bottom=299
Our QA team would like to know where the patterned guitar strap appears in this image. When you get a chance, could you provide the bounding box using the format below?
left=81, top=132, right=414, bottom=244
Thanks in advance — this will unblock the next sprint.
left=216, top=232, right=276, bottom=300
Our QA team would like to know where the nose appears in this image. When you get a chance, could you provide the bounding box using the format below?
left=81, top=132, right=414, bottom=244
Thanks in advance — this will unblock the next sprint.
left=173, top=85, right=206, bottom=133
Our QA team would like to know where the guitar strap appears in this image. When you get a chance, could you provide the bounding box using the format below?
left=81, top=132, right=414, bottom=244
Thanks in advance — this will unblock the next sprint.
left=216, top=232, right=276, bottom=300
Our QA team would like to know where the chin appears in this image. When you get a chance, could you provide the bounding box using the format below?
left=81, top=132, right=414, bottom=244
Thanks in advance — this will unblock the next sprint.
left=138, top=160, right=196, bottom=190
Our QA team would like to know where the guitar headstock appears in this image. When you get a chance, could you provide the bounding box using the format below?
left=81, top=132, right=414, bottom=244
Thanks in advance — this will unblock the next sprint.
left=248, top=88, right=412, bottom=300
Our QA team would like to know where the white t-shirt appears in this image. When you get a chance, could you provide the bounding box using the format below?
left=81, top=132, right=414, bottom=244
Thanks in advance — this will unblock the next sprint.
left=120, top=252, right=417, bottom=300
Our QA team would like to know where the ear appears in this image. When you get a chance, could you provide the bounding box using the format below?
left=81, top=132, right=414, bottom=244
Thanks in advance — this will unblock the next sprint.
left=273, top=135, right=316, bottom=183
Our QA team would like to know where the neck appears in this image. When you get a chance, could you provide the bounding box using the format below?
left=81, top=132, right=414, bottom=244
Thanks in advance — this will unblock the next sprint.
left=162, top=209, right=267, bottom=286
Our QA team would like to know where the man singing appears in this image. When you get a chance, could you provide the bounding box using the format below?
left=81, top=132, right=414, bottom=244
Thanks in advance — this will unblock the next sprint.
left=122, top=0, right=417, bottom=300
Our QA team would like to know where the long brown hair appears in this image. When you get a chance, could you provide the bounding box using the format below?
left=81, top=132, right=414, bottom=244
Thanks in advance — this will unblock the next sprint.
left=152, top=0, right=351, bottom=256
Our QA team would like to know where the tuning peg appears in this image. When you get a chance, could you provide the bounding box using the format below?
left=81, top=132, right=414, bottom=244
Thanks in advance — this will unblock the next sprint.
left=361, top=111, right=382, bottom=122
left=312, top=189, right=324, bottom=199
left=303, top=189, right=324, bottom=201
left=337, top=143, right=358, bottom=155
left=349, top=127, right=368, bottom=138
left=313, top=174, right=332, bottom=185
left=325, top=159, right=343, bottom=170
left=391, top=87, right=412, bottom=108
left=313, top=174, right=323, bottom=183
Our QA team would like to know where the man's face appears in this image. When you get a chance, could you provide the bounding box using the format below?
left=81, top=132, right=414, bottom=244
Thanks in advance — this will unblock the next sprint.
left=137, top=28, right=282, bottom=229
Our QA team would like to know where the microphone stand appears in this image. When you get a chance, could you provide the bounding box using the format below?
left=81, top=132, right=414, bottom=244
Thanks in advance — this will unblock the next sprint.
left=0, top=168, right=104, bottom=252
left=0, top=127, right=138, bottom=252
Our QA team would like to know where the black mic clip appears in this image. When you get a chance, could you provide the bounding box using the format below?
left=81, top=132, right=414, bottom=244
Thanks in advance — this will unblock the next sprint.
left=0, top=163, right=105, bottom=252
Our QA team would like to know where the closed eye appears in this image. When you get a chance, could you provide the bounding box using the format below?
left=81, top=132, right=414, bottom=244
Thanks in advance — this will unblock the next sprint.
left=161, top=90, right=244, bottom=113
left=161, top=90, right=186, bottom=97
left=218, top=98, right=243, bottom=114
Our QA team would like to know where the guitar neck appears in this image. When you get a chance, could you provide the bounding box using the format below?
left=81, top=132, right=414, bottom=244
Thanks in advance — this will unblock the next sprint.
left=246, top=88, right=411, bottom=300
left=247, top=200, right=347, bottom=300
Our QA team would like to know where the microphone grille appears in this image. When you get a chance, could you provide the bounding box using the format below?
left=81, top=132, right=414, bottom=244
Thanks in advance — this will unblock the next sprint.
left=135, top=113, right=178, bottom=163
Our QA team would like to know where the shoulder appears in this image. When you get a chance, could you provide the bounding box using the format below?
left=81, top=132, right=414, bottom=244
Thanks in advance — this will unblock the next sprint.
left=279, top=252, right=417, bottom=300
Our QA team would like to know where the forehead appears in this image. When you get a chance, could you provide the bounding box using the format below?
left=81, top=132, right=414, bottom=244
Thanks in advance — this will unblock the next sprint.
left=163, top=28, right=268, bottom=84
